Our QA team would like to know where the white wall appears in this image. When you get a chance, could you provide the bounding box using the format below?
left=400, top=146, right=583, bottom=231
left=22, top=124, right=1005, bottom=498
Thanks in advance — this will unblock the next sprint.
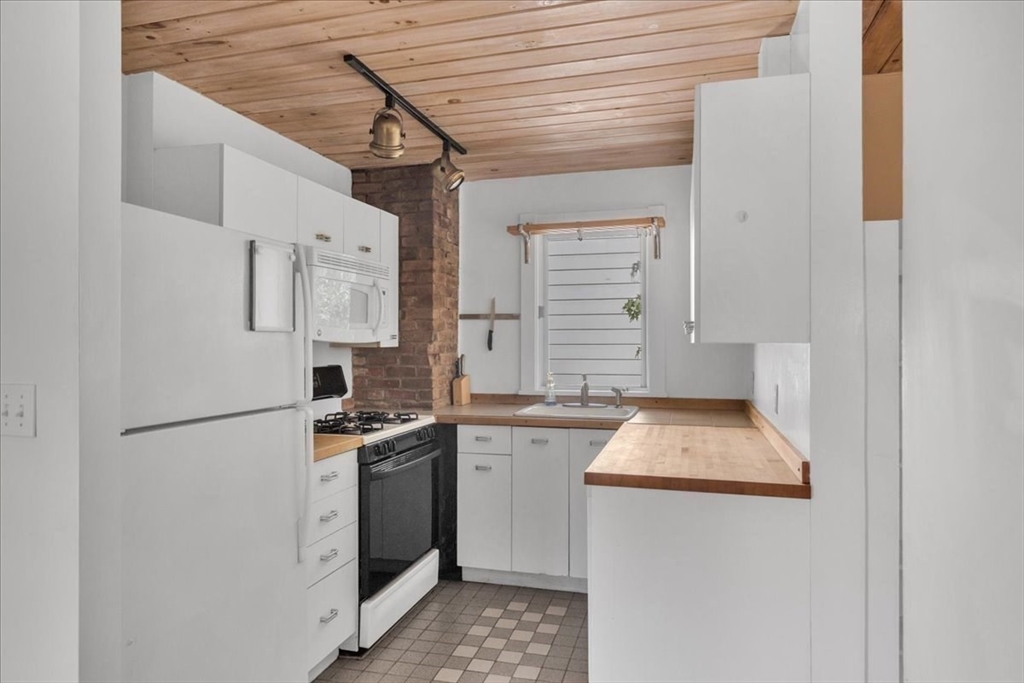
left=1, top=2, right=82, bottom=680
left=753, top=344, right=810, bottom=456
left=805, top=2, right=868, bottom=679
left=123, top=72, right=352, bottom=207
left=459, top=166, right=753, bottom=398
left=77, top=2, right=123, bottom=681
left=903, top=2, right=1024, bottom=680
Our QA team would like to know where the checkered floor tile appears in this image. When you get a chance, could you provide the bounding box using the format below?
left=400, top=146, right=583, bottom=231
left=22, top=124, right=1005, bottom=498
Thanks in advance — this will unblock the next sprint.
left=317, top=580, right=588, bottom=683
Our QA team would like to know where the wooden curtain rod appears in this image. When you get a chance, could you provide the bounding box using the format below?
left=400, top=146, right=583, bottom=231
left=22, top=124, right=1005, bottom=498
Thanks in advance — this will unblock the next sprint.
left=504, top=216, right=665, bottom=236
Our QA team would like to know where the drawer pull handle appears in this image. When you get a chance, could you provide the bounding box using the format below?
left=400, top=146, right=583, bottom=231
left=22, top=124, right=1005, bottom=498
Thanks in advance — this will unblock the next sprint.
left=320, top=548, right=339, bottom=562
left=474, top=436, right=492, bottom=442
left=358, top=245, right=372, bottom=253
left=320, top=609, right=339, bottom=624
left=589, top=440, right=608, bottom=447
left=474, top=465, right=492, bottom=472
left=315, top=233, right=333, bottom=243
left=319, top=510, right=339, bottom=523
left=531, top=438, right=549, bottom=445
left=320, top=471, right=339, bottom=482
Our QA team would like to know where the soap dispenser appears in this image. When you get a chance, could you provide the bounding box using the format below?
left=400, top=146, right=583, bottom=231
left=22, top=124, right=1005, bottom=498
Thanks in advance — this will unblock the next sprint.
left=544, top=372, right=557, bottom=406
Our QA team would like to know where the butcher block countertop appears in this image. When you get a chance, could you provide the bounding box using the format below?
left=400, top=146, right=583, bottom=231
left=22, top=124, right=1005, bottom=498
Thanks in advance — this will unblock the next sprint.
left=434, top=397, right=810, bottom=499
left=313, top=434, right=362, bottom=462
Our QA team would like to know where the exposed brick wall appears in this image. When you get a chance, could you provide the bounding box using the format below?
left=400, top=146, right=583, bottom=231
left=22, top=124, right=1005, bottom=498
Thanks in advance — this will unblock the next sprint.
left=351, top=165, right=459, bottom=413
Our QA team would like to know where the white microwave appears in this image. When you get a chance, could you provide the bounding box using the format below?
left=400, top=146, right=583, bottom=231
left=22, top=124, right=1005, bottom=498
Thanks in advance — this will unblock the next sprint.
left=305, top=248, right=397, bottom=346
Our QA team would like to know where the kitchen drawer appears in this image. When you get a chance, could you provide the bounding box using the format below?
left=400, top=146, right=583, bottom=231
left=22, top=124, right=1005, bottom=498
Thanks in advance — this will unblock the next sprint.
left=307, top=559, right=357, bottom=670
left=306, top=522, right=357, bottom=588
left=308, top=487, right=357, bottom=546
left=312, top=450, right=357, bottom=502
left=458, top=425, right=512, bottom=455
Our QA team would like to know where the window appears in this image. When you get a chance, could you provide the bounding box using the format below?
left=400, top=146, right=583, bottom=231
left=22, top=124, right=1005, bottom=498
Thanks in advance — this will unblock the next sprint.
left=535, top=229, right=648, bottom=392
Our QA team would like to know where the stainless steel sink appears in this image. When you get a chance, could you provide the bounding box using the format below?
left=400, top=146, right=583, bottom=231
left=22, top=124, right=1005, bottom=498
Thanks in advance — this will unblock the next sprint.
left=514, top=403, right=639, bottom=420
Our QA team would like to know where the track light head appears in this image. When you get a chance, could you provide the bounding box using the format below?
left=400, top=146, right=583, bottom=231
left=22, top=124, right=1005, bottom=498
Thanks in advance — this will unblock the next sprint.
left=430, top=144, right=466, bottom=192
left=368, top=96, right=405, bottom=159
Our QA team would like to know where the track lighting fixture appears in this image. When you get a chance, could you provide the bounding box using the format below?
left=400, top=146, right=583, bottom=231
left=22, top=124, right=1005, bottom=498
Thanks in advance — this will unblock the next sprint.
left=345, top=54, right=468, bottom=179
left=430, top=142, right=465, bottom=192
left=369, top=94, right=405, bottom=159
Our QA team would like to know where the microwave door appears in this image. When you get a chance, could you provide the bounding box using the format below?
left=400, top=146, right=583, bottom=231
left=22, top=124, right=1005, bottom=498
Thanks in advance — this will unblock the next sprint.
left=311, top=266, right=378, bottom=343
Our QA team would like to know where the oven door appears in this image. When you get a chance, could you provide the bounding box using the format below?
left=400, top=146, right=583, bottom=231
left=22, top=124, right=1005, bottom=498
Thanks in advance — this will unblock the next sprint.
left=360, top=442, right=440, bottom=601
left=309, top=265, right=387, bottom=344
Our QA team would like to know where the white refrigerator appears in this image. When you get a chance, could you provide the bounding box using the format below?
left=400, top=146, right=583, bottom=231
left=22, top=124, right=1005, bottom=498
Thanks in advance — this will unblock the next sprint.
left=120, top=203, right=313, bottom=682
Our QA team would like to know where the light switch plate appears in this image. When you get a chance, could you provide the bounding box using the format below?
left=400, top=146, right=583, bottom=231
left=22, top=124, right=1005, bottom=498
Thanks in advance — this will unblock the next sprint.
left=1, top=384, right=36, bottom=437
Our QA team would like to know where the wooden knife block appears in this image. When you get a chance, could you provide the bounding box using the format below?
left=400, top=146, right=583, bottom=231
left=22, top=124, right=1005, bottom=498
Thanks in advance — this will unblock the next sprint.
left=452, top=375, right=471, bottom=406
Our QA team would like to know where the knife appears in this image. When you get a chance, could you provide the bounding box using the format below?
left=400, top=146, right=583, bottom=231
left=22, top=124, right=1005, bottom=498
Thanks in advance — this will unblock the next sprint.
left=487, top=298, right=496, bottom=351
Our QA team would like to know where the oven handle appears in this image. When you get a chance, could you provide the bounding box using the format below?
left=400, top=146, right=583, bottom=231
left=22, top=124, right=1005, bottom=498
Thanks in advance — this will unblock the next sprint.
left=369, top=447, right=442, bottom=481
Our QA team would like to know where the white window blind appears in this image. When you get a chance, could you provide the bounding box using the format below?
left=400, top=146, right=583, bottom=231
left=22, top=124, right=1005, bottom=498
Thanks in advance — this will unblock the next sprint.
left=542, top=230, right=647, bottom=391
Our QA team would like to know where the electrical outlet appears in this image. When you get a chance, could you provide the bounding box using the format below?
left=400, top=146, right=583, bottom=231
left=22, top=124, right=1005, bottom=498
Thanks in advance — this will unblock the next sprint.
left=1, top=384, right=36, bottom=437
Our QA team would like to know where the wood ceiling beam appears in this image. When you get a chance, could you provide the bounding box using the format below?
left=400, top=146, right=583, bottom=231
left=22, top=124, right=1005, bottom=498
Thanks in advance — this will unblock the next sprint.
left=121, top=0, right=274, bottom=28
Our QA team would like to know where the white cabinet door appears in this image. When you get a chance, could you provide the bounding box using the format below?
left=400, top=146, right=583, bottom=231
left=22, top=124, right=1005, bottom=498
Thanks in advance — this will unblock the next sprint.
left=152, top=143, right=298, bottom=244
left=568, top=428, right=614, bottom=579
left=343, top=196, right=381, bottom=262
left=297, top=176, right=345, bottom=249
left=222, top=146, right=298, bottom=243
left=512, top=427, right=569, bottom=576
left=379, top=210, right=399, bottom=347
left=457, top=453, right=512, bottom=571
left=691, top=73, right=810, bottom=343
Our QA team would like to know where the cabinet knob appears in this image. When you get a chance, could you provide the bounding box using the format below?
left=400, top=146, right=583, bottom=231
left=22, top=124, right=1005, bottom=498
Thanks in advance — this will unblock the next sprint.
left=320, top=609, right=339, bottom=624
left=358, top=245, right=372, bottom=253
left=319, top=510, right=338, bottom=523
left=320, top=471, right=339, bottom=482
left=474, top=436, right=492, bottom=442
left=315, top=233, right=333, bottom=243
left=531, top=438, right=549, bottom=445
left=474, top=464, right=492, bottom=472
left=684, top=321, right=696, bottom=335
left=320, top=548, right=339, bottom=562
left=589, top=440, right=608, bottom=447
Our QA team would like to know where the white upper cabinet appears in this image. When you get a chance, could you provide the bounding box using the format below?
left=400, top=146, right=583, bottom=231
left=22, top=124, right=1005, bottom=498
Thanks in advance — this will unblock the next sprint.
left=297, top=176, right=346, bottom=248
left=690, top=74, right=810, bottom=343
left=152, top=144, right=298, bottom=244
left=343, top=197, right=381, bottom=262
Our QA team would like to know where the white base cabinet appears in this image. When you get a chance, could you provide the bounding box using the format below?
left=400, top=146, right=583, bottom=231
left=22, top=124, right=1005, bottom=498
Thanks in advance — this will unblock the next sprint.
left=690, top=73, right=810, bottom=343
left=568, top=429, right=613, bottom=579
left=512, top=427, right=569, bottom=576
left=457, top=425, right=613, bottom=584
left=588, top=485, right=811, bottom=682
left=457, top=452, right=512, bottom=571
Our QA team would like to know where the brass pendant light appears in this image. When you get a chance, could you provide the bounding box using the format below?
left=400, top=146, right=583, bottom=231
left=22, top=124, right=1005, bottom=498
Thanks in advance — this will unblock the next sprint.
left=368, top=94, right=405, bottom=159
left=345, top=55, right=468, bottom=178
left=430, top=142, right=465, bottom=192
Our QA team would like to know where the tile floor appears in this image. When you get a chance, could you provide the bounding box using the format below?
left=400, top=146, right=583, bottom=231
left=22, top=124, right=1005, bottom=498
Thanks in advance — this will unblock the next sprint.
left=317, top=580, right=588, bottom=683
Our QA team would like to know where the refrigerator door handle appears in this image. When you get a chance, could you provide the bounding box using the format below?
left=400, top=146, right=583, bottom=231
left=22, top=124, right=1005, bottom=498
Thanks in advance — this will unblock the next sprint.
left=297, top=405, right=314, bottom=563
left=296, top=246, right=314, bottom=403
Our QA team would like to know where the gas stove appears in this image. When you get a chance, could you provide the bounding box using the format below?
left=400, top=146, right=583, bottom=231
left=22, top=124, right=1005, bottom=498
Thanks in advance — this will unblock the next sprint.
left=313, top=410, right=435, bottom=444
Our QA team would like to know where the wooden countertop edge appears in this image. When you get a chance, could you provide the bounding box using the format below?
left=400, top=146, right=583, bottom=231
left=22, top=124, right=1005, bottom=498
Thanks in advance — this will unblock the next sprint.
left=744, top=402, right=810, bottom=484
left=468, top=393, right=747, bottom=411
left=313, top=435, right=363, bottom=462
left=434, top=413, right=624, bottom=430
left=583, top=471, right=811, bottom=499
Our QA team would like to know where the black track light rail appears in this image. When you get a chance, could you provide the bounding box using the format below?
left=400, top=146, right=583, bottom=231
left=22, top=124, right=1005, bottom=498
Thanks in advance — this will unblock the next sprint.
left=344, top=54, right=468, bottom=156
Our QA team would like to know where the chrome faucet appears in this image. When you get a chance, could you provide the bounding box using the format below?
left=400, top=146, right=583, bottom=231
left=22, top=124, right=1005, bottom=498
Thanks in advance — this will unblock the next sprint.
left=610, top=387, right=627, bottom=408
left=580, top=374, right=589, bottom=406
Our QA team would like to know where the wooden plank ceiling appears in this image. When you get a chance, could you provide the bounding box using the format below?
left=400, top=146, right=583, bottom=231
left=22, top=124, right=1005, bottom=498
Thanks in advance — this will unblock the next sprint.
left=862, top=0, right=902, bottom=74
left=122, top=0, right=798, bottom=181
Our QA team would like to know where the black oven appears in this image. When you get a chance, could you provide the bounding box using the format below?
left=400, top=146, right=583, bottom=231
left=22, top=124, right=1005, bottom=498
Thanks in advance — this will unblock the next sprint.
left=358, top=425, right=440, bottom=601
